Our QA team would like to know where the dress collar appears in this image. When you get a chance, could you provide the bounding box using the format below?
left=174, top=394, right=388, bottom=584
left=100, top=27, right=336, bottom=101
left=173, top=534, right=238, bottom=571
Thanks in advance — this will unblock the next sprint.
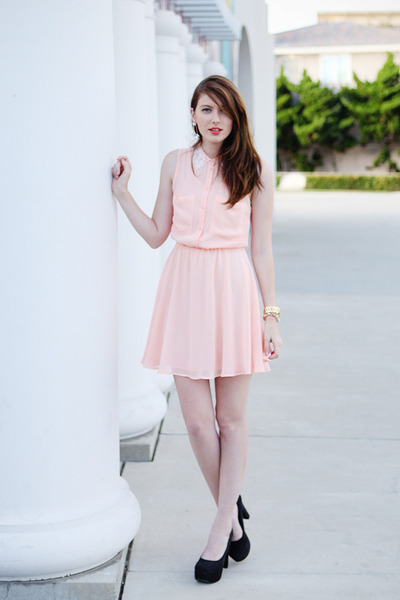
left=193, top=145, right=218, bottom=170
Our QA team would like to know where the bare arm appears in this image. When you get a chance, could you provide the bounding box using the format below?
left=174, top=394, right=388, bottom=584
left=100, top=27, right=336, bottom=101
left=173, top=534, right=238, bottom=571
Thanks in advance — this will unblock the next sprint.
left=111, top=151, right=177, bottom=248
left=250, top=160, right=283, bottom=360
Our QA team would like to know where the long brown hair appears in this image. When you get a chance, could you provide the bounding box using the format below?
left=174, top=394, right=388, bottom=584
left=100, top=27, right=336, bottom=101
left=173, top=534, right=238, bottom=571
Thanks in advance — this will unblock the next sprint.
left=191, top=75, right=262, bottom=207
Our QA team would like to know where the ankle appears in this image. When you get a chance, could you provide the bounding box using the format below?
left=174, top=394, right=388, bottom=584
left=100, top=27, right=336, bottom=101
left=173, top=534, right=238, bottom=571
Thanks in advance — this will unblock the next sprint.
left=232, top=519, right=242, bottom=540
left=214, top=506, right=235, bottom=526
left=211, top=521, right=232, bottom=539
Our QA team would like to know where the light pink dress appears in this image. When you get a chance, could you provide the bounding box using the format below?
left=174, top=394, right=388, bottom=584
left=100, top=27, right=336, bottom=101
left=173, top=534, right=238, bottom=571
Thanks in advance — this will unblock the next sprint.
left=141, top=145, right=271, bottom=379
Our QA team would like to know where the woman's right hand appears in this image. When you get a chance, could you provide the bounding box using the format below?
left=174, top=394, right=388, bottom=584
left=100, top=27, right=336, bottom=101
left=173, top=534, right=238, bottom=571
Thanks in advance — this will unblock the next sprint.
left=112, top=155, right=132, bottom=196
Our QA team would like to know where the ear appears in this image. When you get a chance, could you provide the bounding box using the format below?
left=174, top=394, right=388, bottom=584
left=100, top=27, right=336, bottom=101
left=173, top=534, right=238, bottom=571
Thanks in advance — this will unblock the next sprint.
left=190, top=107, right=195, bottom=121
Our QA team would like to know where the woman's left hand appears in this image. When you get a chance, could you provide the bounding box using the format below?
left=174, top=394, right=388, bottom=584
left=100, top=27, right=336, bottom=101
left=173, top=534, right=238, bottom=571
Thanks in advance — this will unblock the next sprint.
left=263, top=318, right=283, bottom=360
left=111, top=156, right=132, bottom=197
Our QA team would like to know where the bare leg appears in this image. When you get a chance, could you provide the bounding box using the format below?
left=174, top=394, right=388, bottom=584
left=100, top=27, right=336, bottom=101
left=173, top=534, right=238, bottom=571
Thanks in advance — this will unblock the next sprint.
left=174, top=374, right=250, bottom=560
left=201, top=374, right=251, bottom=560
left=174, top=375, right=220, bottom=503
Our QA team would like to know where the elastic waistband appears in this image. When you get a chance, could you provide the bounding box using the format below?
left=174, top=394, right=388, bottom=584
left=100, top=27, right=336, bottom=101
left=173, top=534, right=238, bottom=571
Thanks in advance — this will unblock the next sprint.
left=175, top=242, right=247, bottom=251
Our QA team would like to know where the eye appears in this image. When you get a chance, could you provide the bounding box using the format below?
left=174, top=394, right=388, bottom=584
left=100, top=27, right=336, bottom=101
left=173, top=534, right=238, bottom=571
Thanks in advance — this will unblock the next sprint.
left=202, top=108, right=211, bottom=113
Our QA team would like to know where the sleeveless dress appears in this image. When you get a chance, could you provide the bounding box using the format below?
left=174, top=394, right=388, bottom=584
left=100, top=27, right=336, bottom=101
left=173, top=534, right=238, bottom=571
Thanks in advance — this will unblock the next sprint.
left=141, top=145, right=271, bottom=379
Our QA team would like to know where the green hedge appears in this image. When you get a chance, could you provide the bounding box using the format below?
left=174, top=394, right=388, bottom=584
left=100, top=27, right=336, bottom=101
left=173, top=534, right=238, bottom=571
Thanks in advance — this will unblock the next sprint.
left=305, top=175, right=400, bottom=191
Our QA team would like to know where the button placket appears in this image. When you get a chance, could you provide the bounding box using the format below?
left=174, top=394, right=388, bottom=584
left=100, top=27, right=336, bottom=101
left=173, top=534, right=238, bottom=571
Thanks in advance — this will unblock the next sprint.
left=195, top=161, right=215, bottom=245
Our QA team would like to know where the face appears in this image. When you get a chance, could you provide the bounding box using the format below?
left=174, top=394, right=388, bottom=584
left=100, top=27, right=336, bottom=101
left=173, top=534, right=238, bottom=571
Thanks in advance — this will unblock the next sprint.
left=191, top=94, right=233, bottom=145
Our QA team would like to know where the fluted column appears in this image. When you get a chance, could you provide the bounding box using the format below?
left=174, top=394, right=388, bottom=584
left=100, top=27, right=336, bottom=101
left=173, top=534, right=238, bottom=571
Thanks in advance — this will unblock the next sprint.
left=0, top=0, right=139, bottom=580
left=113, top=0, right=167, bottom=439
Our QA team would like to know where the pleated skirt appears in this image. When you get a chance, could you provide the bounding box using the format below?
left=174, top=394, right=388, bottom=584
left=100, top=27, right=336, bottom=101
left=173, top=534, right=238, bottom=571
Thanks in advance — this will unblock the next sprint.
left=141, top=243, right=271, bottom=379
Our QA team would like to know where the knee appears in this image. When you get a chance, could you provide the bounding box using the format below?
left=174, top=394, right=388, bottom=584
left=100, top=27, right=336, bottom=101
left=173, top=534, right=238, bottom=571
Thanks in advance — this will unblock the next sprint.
left=216, top=415, right=247, bottom=437
left=185, top=418, right=215, bottom=440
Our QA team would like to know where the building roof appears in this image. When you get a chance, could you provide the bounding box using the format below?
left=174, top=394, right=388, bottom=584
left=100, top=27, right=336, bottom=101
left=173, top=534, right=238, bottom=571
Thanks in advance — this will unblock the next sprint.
left=318, top=11, right=400, bottom=27
left=274, top=22, right=400, bottom=48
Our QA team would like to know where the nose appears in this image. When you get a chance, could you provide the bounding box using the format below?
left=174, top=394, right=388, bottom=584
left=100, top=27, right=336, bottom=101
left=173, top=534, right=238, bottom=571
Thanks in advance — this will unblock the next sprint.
left=212, top=111, right=220, bottom=124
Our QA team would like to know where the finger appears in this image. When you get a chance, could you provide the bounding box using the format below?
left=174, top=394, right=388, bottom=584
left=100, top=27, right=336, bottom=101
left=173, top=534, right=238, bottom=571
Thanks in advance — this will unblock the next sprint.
left=270, top=347, right=280, bottom=360
left=121, top=158, right=132, bottom=170
left=263, top=351, right=272, bottom=362
left=112, top=162, right=121, bottom=178
left=267, top=341, right=279, bottom=360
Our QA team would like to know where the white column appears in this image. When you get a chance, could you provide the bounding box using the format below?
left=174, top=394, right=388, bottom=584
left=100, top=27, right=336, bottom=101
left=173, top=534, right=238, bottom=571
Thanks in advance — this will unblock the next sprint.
left=0, top=0, right=139, bottom=580
left=155, top=8, right=190, bottom=265
left=155, top=8, right=188, bottom=160
left=145, top=0, right=174, bottom=394
left=178, top=22, right=193, bottom=145
left=232, top=0, right=276, bottom=169
left=187, top=41, right=208, bottom=100
left=203, top=59, right=228, bottom=77
left=113, top=0, right=167, bottom=439
left=145, top=0, right=161, bottom=170
left=204, top=42, right=227, bottom=77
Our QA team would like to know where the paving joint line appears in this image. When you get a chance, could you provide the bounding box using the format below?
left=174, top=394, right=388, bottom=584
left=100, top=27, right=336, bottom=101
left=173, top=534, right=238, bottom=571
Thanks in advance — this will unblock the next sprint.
left=118, top=540, right=133, bottom=600
left=160, top=432, right=400, bottom=442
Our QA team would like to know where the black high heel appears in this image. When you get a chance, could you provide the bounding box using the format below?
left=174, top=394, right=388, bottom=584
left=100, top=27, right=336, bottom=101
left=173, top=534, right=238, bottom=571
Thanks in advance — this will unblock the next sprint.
left=237, top=495, right=250, bottom=526
left=195, top=531, right=233, bottom=584
left=229, top=495, right=251, bottom=562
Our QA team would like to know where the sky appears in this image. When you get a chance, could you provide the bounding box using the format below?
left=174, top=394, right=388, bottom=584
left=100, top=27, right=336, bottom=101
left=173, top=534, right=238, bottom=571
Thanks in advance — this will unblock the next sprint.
left=265, top=0, right=400, bottom=33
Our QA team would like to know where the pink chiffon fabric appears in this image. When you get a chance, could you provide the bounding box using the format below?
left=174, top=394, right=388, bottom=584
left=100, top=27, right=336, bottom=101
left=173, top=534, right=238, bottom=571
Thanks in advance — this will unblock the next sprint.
left=141, top=146, right=271, bottom=379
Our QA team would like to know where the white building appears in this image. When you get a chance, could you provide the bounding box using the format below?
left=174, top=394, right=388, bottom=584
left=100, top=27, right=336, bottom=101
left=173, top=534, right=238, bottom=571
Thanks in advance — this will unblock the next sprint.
left=274, top=12, right=400, bottom=173
left=0, top=0, right=274, bottom=582
left=274, top=13, right=400, bottom=88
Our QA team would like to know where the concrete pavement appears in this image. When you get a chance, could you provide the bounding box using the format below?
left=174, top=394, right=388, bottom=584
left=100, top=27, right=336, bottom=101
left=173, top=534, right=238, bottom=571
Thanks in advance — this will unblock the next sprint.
left=122, top=191, right=400, bottom=599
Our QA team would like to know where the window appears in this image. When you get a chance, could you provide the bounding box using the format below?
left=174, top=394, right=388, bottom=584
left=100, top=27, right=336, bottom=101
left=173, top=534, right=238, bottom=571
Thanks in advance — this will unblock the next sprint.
left=320, top=54, right=352, bottom=88
left=280, top=56, right=302, bottom=84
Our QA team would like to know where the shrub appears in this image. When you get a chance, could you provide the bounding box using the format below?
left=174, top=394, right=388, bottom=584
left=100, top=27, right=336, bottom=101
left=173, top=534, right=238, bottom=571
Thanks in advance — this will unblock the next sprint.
left=305, top=175, right=400, bottom=191
left=341, top=54, right=400, bottom=172
left=276, top=54, right=400, bottom=172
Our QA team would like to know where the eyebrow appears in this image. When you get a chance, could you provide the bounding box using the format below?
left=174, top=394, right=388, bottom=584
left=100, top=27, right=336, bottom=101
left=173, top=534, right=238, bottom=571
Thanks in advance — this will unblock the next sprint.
left=199, top=103, right=223, bottom=109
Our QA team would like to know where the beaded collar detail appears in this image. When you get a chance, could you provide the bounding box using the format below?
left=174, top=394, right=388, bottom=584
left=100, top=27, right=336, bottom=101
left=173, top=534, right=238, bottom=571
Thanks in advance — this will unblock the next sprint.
left=193, top=145, right=217, bottom=170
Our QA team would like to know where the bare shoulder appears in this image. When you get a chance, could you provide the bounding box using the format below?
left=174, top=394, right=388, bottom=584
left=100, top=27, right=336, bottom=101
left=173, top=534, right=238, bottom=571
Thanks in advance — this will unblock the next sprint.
left=259, top=159, right=273, bottom=188
left=252, top=158, right=274, bottom=204
left=161, top=149, right=179, bottom=179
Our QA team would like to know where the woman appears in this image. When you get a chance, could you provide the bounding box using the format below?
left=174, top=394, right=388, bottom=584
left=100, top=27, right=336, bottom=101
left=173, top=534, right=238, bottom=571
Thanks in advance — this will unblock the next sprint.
left=112, top=75, right=282, bottom=584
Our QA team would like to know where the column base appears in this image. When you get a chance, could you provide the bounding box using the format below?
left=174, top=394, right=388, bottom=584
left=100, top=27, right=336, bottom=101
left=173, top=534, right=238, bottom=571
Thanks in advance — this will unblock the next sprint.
left=119, top=388, right=167, bottom=439
left=156, top=373, right=174, bottom=393
left=120, top=424, right=160, bottom=462
left=0, top=547, right=127, bottom=599
left=0, top=481, right=140, bottom=582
